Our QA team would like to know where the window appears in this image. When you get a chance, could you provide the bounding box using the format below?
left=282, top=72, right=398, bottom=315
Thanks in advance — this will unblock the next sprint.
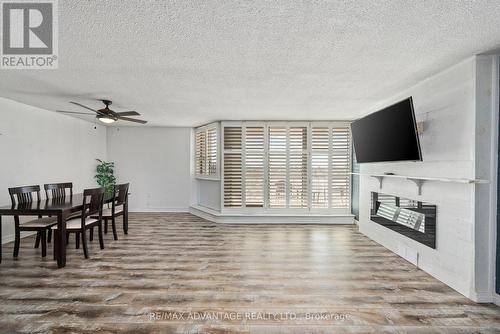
left=311, top=127, right=330, bottom=208
left=195, top=124, right=218, bottom=178
left=331, top=126, right=351, bottom=208
left=268, top=126, right=308, bottom=208
left=223, top=127, right=242, bottom=206
left=288, top=127, right=308, bottom=208
left=268, top=126, right=287, bottom=208
left=222, top=122, right=351, bottom=212
left=245, top=127, right=265, bottom=207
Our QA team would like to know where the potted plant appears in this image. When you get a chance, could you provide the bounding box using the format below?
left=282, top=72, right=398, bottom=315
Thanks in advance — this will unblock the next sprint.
left=95, top=159, right=116, bottom=195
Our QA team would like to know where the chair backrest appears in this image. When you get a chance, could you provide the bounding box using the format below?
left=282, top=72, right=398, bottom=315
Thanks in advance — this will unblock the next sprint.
left=82, top=187, right=105, bottom=221
left=114, top=183, right=129, bottom=208
left=8, top=185, right=41, bottom=205
left=44, top=182, right=73, bottom=198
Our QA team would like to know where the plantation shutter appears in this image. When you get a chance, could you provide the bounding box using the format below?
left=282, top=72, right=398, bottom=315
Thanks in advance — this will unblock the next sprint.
left=245, top=127, right=264, bottom=207
left=311, top=127, right=330, bottom=208
left=223, top=127, right=243, bottom=207
left=288, top=127, right=308, bottom=208
left=331, top=126, right=351, bottom=209
left=222, top=122, right=351, bottom=212
left=195, top=125, right=218, bottom=177
left=207, top=127, right=217, bottom=175
left=195, top=130, right=206, bottom=175
left=268, top=127, right=287, bottom=208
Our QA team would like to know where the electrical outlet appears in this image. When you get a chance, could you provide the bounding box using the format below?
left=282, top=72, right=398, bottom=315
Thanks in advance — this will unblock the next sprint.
left=396, top=243, right=419, bottom=266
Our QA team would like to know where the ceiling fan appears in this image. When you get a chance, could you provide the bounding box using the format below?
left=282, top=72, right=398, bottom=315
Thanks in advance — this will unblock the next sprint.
left=56, top=100, right=147, bottom=124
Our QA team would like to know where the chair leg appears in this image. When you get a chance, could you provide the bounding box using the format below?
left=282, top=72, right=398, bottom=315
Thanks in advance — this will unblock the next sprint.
left=111, top=217, right=118, bottom=241
left=41, top=230, right=47, bottom=257
left=89, top=227, right=94, bottom=241
left=81, top=230, right=89, bottom=259
left=123, top=213, right=128, bottom=235
left=75, top=232, right=80, bottom=249
left=104, top=219, right=108, bottom=234
left=126, top=209, right=129, bottom=234
left=13, top=222, right=20, bottom=258
left=53, top=230, right=58, bottom=261
left=66, top=232, right=70, bottom=245
left=47, top=229, right=52, bottom=243
left=98, top=223, right=105, bottom=250
left=35, top=231, right=40, bottom=248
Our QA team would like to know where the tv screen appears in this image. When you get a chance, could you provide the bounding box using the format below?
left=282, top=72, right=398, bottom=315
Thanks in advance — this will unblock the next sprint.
left=351, top=97, right=422, bottom=163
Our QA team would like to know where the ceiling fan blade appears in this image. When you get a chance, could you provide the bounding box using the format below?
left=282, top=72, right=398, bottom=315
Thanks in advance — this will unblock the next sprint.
left=117, top=116, right=148, bottom=124
left=70, top=102, right=98, bottom=113
left=56, top=110, right=95, bottom=115
left=115, top=111, right=140, bottom=116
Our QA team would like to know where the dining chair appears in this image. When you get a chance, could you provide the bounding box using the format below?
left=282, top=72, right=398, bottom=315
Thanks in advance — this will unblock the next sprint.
left=43, top=182, right=76, bottom=244
left=8, top=185, right=58, bottom=258
left=53, top=187, right=105, bottom=259
left=93, top=183, right=129, bottom=240
left=44, top=182, right=73, bottom=198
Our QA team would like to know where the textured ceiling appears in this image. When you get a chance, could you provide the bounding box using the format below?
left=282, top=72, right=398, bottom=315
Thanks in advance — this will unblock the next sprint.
left=2, top=0, right=500, bottom=126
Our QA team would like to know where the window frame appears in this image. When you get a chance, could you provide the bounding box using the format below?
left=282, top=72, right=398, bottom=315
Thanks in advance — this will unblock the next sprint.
left=194, top=122, right=220, bottom=180
left=220, top=121, right=352, bottom=214
left=267, top=121, right=309, bottom=211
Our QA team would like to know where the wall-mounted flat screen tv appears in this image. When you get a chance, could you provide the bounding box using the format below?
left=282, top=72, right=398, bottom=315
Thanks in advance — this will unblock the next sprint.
left=351, top=97, right=422, bottom=163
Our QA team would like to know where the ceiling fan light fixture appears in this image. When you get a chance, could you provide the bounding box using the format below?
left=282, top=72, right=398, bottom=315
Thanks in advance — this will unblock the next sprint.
left=97, top=115, right=116, bottom=124
left=64, top=100, right=147, bottom=124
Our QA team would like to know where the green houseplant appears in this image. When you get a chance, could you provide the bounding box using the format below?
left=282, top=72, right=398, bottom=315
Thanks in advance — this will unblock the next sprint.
left=95, top=159, right=116, bottom=194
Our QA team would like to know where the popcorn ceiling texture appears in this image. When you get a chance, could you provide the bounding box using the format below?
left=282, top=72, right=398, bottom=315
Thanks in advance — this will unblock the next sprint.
left=1, top=0, right=500, bottom=126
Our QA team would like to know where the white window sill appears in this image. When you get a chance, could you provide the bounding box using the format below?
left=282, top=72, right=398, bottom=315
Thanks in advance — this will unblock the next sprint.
left=190, top=205, right=355, bottom=224
left=195, top=176, right=221, bottom=181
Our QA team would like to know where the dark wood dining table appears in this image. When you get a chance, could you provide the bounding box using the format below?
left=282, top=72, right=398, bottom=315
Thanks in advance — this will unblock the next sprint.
left=0, top=193, right=121, bottom=268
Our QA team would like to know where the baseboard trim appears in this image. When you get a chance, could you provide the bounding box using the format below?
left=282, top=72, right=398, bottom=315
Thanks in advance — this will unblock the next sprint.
left=470, top=291, right=494, bottom=303
left=494, top=293, right=500, bottom=306
left=129, top=207, right=190, bottom=213
left=2, top=231, right=37, bottom=245
left=190, top=206, right=355, bottom=224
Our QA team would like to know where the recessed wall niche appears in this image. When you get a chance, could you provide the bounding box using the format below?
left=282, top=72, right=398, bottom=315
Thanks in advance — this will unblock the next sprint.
left=370, top=192, right=436, bottom=248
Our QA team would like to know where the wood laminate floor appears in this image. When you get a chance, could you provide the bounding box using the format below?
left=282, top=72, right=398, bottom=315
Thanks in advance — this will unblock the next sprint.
left=0, top=213, right=499, bottom=333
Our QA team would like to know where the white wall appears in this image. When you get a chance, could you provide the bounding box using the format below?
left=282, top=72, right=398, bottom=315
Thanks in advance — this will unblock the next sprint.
left=197, top=179, right=221, bottom=211
left=358, top=56, right=498, bottom=301
left=106, top=126, right=192, bottom=212
left=0, top=97, right=107, bottom=244
left=474, top=55, right=499, bottom=302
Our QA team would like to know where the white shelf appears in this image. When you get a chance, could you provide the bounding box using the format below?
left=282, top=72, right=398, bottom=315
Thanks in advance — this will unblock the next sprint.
left=351, top=172, right=489, bottom=195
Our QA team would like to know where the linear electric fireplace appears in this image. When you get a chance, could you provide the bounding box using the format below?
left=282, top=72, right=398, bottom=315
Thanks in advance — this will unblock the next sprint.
left=370, top=192, right=436, bottom=248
